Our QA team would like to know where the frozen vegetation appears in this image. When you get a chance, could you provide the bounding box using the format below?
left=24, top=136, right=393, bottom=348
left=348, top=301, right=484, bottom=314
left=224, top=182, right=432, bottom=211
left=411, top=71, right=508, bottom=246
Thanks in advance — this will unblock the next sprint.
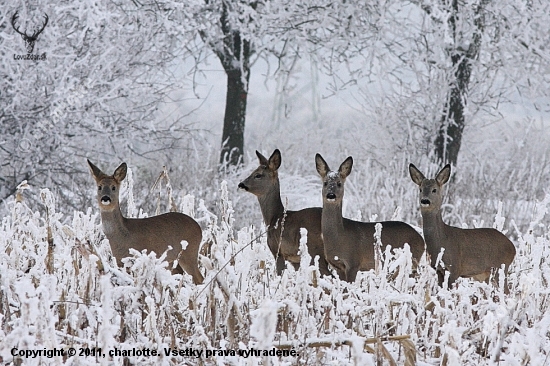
left=2, top=1, right=549, bottom=364
left=0, top=157, right=549, bottom=365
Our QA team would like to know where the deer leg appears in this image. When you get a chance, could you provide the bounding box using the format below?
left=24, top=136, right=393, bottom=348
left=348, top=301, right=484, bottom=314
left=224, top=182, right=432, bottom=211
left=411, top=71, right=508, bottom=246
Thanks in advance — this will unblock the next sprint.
left=345, top=267, right=359, bottom=283
left=447, top=271, right=459, bottom=289
left=275, top=255, right=286, bottom=275
left=177, top=258, right=204, bottom=285
left=436, top=268, right=445, bottom=287
left=316, top=256, right=333, bottom=277
left=190, top=268, right=205, bottom=285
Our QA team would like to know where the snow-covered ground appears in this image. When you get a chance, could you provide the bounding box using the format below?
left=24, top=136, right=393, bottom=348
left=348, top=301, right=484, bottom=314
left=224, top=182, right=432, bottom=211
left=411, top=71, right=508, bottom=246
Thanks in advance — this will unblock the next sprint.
left=3, top=2, right=550, bottom=364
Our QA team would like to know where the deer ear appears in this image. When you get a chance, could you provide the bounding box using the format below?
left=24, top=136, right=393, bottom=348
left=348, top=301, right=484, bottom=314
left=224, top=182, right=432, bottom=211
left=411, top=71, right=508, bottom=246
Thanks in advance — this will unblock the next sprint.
left=339, top=157, right=353, bottom=179
left=87, top=159, right=103, bottom=181
left=256, top=150, right=268, bottom=166
left=268, top=149, right=281, bottom=171
left=436, top=164, right=451, bottom=185
left=409, top=163, right=425, bottom=186
left=315, top=154, right=330, bottom=178
left=113, top=163, right=127, bottom=182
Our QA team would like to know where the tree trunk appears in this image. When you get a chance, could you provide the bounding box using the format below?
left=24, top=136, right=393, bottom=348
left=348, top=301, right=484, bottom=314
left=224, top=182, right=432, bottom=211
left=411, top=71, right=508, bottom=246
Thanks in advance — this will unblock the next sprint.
left=219, top=67, right=250, bottom=166
left=434, top=55, right=469, bottom=166
left=433, top=0, right=487, bottom=166
left=212, top=1, right=254, bottom=168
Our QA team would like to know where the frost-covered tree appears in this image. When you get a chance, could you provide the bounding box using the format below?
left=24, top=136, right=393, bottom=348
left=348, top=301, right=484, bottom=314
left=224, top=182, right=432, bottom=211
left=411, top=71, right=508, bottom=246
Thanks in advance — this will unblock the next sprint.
left=179, top=0, right=380, bottom=166
left=402, top=0, right=550, bottom=165
left=1, top=0, right=383, bottom=210
left=349, top=0, right=550, bottom=165
left=425, top=0, right=490, bottom=166
left=194, top=0, right=255, bottom=167
left=0, top=1, right=194, bottom=209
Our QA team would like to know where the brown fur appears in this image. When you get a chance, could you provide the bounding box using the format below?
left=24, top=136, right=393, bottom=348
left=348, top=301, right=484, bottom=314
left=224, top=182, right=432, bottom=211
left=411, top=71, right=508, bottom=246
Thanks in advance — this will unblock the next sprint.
left=238, top=150, right=330, bottom=276
left=409, top=163, right=516, bottom=289
left=88, top=160, right=203, bottom=284
left=316, top=154, right=425, bottom=282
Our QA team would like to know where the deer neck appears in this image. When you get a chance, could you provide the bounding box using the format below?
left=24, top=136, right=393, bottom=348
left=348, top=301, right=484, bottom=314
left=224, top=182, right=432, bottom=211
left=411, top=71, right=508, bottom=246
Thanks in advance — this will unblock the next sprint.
left=421, top=209, right=447, bottom=251
left=100, top=206, right=130, bottom=239
left=257, top=182, right=285, bottom=229
left=321, top=200, right=345, bottom=239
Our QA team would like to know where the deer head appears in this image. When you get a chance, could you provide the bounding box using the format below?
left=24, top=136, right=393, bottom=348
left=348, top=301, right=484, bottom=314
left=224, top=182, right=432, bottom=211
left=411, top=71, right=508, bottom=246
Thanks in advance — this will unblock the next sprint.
left=12, top=11, right=48, bottom=54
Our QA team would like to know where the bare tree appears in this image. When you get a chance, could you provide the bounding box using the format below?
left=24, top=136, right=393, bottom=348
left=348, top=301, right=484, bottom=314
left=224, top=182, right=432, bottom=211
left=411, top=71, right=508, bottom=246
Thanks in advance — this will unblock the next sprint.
left=418, top=0, right=491, bottom=166
left=417, top=0, right=550, bottom=165
left=0, top=2, right=194, bottom=210
left=183, top=0, right=381, bottom=167
left=200, top=1, right=256, bottom=167
left=354, top=0, right=550, bottom=165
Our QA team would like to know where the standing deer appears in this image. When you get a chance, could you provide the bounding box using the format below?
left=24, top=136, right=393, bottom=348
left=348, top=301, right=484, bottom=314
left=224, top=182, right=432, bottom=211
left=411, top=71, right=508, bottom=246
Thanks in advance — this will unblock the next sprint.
left=315, top=154, right=425, bottom=282
left=238, top=149, right=330, bottom=276
left=88, top=160, right=204, bottom=284
left=409, top=163, right=516, bottom=289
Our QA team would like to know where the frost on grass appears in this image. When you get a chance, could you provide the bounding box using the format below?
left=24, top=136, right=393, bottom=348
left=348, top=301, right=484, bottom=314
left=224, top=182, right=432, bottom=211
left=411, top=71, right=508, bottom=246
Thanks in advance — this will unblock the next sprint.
left=250, top=300, right=278, bottom=349
left=0, top=184, right=549, bottom=365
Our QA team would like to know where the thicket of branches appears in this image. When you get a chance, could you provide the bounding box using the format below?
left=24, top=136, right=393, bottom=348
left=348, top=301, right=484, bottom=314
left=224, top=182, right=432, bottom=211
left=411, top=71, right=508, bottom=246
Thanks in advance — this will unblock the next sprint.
left=1, top=0, right=549, bottom=213
left=0, top=0, right=197, bottom=210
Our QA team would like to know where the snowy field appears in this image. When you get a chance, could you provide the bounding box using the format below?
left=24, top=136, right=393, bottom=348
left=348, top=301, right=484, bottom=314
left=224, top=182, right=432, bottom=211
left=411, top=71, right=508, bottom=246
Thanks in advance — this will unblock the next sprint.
left=0, top=159, right=549, bottom=365
left=2, top=2, right=550, bottom=363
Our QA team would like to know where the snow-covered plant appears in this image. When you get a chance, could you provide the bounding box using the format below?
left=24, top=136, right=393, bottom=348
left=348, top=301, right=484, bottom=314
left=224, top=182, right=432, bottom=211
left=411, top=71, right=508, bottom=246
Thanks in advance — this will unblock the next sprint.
left=2, top=178, right=548, bottom=364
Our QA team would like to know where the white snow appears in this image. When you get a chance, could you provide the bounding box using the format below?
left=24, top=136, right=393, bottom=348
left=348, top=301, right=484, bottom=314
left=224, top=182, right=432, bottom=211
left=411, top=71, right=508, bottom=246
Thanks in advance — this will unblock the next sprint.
left=0, top=179, right=549, bottom=365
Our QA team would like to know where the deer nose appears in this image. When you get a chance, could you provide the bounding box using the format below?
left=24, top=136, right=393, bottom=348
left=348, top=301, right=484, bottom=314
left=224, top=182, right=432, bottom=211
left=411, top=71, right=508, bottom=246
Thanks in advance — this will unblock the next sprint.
left=420, top=199, right=430, bottom=206
left=238, top=182, right=248, bottom=191
left=326, top=193, right=336, bottom=201
left=101, top=196, right=111, bottom=205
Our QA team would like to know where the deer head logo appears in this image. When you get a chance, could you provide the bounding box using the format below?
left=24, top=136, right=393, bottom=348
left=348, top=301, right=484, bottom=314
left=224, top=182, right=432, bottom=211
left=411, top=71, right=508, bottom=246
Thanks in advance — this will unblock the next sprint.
left=11, top=11, right=48, bottom=54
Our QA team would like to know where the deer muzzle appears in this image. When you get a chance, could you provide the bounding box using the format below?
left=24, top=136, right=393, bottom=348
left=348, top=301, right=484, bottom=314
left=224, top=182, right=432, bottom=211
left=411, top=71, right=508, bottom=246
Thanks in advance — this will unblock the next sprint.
left=420, top=198, right=430, bottom=207
left=101, top=196, right=112, bottom=205
left=238, top=182, right=249, bottom=191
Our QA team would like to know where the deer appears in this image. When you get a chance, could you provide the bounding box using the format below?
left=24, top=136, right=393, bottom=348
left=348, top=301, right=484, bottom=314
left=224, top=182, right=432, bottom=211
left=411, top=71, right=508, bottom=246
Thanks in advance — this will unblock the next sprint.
left=87, top=160, right=204, bottom=284
left=409, top=163, right=516, bottom=290
left=238, top=149, right=331, bottom=276
left=11, top=11, right=48, bottom=54
left=315, top=154, right=425, bottom=282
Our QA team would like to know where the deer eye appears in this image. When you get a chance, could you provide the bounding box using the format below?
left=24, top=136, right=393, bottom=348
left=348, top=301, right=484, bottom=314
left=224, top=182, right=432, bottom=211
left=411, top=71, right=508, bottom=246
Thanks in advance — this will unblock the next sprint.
left=337, top=182, right=342, bottom=187
left=112, top=186, right=116, bottom=191
left=98, top=186, right=102, bottom=191
left=254, top=174, right=262, bottom=179
left=324, top=182, right=328, bottom=187
left=432, top=189, right=437, bottom=193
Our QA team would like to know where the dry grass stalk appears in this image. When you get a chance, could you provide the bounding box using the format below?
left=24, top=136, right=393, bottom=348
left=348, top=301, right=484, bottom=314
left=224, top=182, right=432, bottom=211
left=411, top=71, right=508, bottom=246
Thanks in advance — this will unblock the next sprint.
left=400, top=338, right=417, bottom=366
left=377, top=338, right=397, bottom=366
left=151, top=166, right=178, bottom=214
left=41, top=190, right=55, bottom=274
